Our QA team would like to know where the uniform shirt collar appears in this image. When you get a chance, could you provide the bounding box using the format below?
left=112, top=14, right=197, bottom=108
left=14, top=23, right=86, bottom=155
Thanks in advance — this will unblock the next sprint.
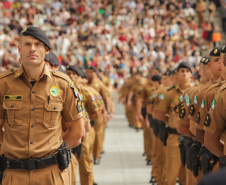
left=14, top=64, right=51, bottom=79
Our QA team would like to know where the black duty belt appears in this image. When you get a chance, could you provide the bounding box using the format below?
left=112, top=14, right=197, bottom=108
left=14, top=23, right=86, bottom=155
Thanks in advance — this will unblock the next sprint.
left=91, top=120, right=95, bottom=126
left=2, top=153, right=59, bottom=171
left=168, top=127, right=180, bottom=135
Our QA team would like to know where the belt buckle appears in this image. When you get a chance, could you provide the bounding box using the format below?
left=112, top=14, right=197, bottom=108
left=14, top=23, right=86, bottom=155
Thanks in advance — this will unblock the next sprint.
left=27, top=159, right=36, bottom=171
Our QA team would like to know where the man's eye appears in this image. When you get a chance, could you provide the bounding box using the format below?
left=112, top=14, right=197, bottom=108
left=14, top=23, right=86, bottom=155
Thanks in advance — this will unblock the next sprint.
left=25, top=43, right=30, bottom=46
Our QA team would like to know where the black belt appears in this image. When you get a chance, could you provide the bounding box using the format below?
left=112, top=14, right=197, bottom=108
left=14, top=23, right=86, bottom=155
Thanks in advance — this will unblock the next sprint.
left=2, top=153, right=59, bottom=171
left=168, top=128, right=180, bottom=135
left=91, top=120, right=95, bottom=126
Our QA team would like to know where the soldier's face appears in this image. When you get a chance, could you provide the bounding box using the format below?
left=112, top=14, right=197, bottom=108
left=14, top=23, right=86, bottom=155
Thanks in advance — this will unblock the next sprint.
left=66, top=70, right=79, bottom=82
left=176, top=68, right=191, bottom=83
left=210, top=55, right=222, bottom=78
left=86, top=69, right=94, bottom=82
left=18, top=36, right=49, bottom=67
left=221, top=53, right=226, bottom=67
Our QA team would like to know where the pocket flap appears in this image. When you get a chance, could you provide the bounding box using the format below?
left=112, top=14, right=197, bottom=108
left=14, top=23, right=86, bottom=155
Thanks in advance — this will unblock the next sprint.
left=3, top=101, right=22, bottom=110
left=45, top=102, right=63, bottom=112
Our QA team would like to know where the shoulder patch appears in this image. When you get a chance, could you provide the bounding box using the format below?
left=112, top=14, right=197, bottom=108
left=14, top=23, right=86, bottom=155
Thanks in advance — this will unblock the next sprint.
left=204, top=114, right=211, bottom=127
left=0, top=69, right=14, bottom=79
left=196, top=112, right=200, bottom=124
left=167, top=85, right=175, bottom=91
left=52, top=70, right=71, bottom=83
left=189, top=105, right=195, bottom=116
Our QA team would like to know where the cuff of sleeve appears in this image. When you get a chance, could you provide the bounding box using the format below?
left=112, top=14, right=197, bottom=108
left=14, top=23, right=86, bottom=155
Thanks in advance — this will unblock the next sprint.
left=204, top=126, right=222, bottom=135
left=64, top=112, right=83, bottom=122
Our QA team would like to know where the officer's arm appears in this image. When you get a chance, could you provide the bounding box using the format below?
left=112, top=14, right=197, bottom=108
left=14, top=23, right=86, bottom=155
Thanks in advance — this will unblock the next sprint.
left=204, top=132, right=224, bottom=157
left=196, top=128, right=204, bottom=143
left=89, top=112, right=99, bottom=120
left=156, top=110, right=168, bottom=122
left=177, top=123, right=194, bottom=137
left=62, top=118, right=84, bottom=149
left=0, top=119, right=4, bottom=144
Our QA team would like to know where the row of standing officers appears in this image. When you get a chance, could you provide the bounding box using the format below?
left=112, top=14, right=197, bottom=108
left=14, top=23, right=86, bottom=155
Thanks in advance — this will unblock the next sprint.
left=118, top=46, right=226, bottom=185
left=0, top=26, right=113, bottom=185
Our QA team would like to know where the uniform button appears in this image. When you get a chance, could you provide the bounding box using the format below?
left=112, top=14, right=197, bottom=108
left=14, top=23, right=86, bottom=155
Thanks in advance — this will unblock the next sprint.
left=31, top=124, right=34, bottom=128
left=30, top=141, right=33, bottom=144
left=31, top=108, right=35, bottom=111
left=32, top=91, right=35, bottom=94
left=54, top=107, right=56, bottom=110
left=11, top=105, right=14, bottom=108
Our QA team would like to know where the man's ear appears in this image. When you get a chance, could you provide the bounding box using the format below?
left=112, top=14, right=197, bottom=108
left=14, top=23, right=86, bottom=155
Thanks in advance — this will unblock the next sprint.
left=45, top=47, right=49, bottom=54
left=18, top=44, right=21, bottom=55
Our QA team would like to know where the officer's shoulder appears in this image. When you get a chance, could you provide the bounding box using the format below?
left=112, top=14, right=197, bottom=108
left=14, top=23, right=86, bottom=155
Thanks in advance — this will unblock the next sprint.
left=217, top=81, right=226, bottom=93
left=207, top=81, right=224, bottom=92
left=0, top=68, right=15, bottom=79
left=167, top=85, right=175, bottom=91
left=52, top=70, right=71, bottom=83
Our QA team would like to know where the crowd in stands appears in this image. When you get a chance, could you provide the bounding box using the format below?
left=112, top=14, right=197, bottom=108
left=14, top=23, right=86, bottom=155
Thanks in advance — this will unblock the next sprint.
left=0, top=0, right=224, bottom=86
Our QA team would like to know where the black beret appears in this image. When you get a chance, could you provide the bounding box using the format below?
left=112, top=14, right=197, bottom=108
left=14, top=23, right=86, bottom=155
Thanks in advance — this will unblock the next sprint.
left=164, top=70, right=173, bottom=77
left=58, top=65, right=66, bottom=74
left=87, top=66, right=98, bottom=73
left=173, top=68, right=177, bottom=75
left=45, top=51, right=60, bottom=66
left=209, top=47, right=221, bottom=57
left=153, top=65, right=162, bottom=74
left=151, top=74, right=162, bottom=81
left=66, top=65, right=83, bottom=76
left=21, top=26, right=51, bottom=50
left=220, top=45, right=226, bottom=53
left=177, top=62, right=192, bottom=73
left=81, top=71, right=88, bottom=79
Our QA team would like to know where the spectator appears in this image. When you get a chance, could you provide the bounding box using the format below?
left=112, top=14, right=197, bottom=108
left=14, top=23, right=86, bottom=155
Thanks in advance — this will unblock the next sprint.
left=196, top=0, right=207, bottom=28
left=212, top=25, right=222, bottom=47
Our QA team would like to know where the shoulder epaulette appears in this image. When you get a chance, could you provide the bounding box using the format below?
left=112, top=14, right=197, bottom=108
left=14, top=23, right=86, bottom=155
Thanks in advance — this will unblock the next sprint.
left=167, top=85, right=175, bottom=91
left=217, top=82, right=226, bottom=93
left=0, top=69, right=14, bottom=79
left=52, top=70, right=71, bottom=83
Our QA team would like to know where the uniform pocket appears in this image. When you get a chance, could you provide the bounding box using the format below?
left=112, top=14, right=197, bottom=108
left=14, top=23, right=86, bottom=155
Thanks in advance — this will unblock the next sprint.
left=2, top=101, right=23, bottom=126
left=44, top=102, right=63, bottom=127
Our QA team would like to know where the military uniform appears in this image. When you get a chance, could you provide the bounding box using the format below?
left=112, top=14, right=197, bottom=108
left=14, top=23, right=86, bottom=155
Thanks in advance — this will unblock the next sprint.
left=157, top=85, right=186, bottom=185
left=0, top=65, right=83, bottom=185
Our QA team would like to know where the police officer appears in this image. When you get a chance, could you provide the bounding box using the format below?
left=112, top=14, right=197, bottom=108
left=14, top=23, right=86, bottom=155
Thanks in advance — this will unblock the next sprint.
left=44, top=51, right=60, bottom=71
left=0, top=26, right=84, bottom=185
left=156, top=62, right=192, bottom=185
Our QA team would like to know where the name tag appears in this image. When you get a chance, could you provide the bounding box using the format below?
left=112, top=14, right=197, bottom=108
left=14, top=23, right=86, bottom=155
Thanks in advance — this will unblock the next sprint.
left=4, top=95, right=22, bottom=100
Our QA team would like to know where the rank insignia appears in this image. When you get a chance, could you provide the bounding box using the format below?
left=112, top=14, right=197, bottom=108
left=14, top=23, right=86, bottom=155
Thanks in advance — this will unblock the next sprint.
left=50, top=85, right=59, bottom=97
left=4, top=95, right=22, bottom=100
left=204, top=114, right=211, bottom=127
left=211, top=99, right=216, bottom=110
left=94, top=102, right=98, bottom=108
left=189, top=105, right=195, bottom=116
left=214, top=49, right=218, bottom=54
left=196, top=112, right=200, bottom=124
left=179, top=106, right=185, bottom=118
left=77, top=101, right=83, bottom=113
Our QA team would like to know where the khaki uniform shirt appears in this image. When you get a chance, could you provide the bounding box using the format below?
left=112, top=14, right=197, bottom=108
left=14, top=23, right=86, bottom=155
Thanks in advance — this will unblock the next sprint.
left=188, top=80, right=213, bottom=123
left=156, top=85, right=183, bottom=129
left=197, top=76, right=225, bottom=130
left=204, top=83, right=226, bottom=155
left=178, top=85, right=202, bottom=126
left=0, top=66, right=83, bottom=160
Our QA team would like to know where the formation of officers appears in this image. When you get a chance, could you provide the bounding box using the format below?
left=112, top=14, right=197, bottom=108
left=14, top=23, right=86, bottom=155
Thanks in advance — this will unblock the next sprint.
left=0, top=26, right=113, bottom=185
left=118, top=45, right=226, bottom=185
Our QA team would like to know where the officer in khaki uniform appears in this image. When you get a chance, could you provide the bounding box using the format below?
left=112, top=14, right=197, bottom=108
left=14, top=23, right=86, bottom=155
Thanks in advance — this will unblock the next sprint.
left=66, top=66, right=100, bottom=185
left=157, top=62, right=192, bottom=185
left=189, top=48, right=221, bottom=138
left=86, top=66, right=109, bottom=164
left=176, top=57, right=210, bottom=185
left=146, top=74, right=162, bottom=184
left=203, top=46, right=226, bottom=158
left=0, top=26, right=84, bottom=185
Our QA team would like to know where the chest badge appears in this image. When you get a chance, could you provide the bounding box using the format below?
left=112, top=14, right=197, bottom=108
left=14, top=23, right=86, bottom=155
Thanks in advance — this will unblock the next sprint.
left=50, top=85, right=59, bottom=97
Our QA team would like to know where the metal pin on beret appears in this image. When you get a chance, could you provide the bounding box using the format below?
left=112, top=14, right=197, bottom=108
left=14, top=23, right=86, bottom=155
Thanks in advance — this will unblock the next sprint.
left=210, top=47, right=221, bottom=56
left=66, top=65, right=83, bottom=76
left=164, top=70, right=173, bottom=77
left=203, top=57, right=210, bottom=65
left=200, top=56, right=209, bottom=65
left=177, top=62, right=192, bottom=73
left=220, top=45, right=226, bottom=53
left=45, top=51, right=60, bottom=66
left=21, top=26, right=51, bottom=50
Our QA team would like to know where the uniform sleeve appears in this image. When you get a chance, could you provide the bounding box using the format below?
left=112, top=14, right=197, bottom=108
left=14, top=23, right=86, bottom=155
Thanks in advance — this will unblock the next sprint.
left=62, top=83, right=83, bottom=122
left=84, top=91, right=98, bottom=114
left=204, top=93, right=226, bottom=135
left=156, top=90, right=171, bottom=112
left=197, top=93, right=210, bottom=129
left=0, top=92, right=5, bottom=120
